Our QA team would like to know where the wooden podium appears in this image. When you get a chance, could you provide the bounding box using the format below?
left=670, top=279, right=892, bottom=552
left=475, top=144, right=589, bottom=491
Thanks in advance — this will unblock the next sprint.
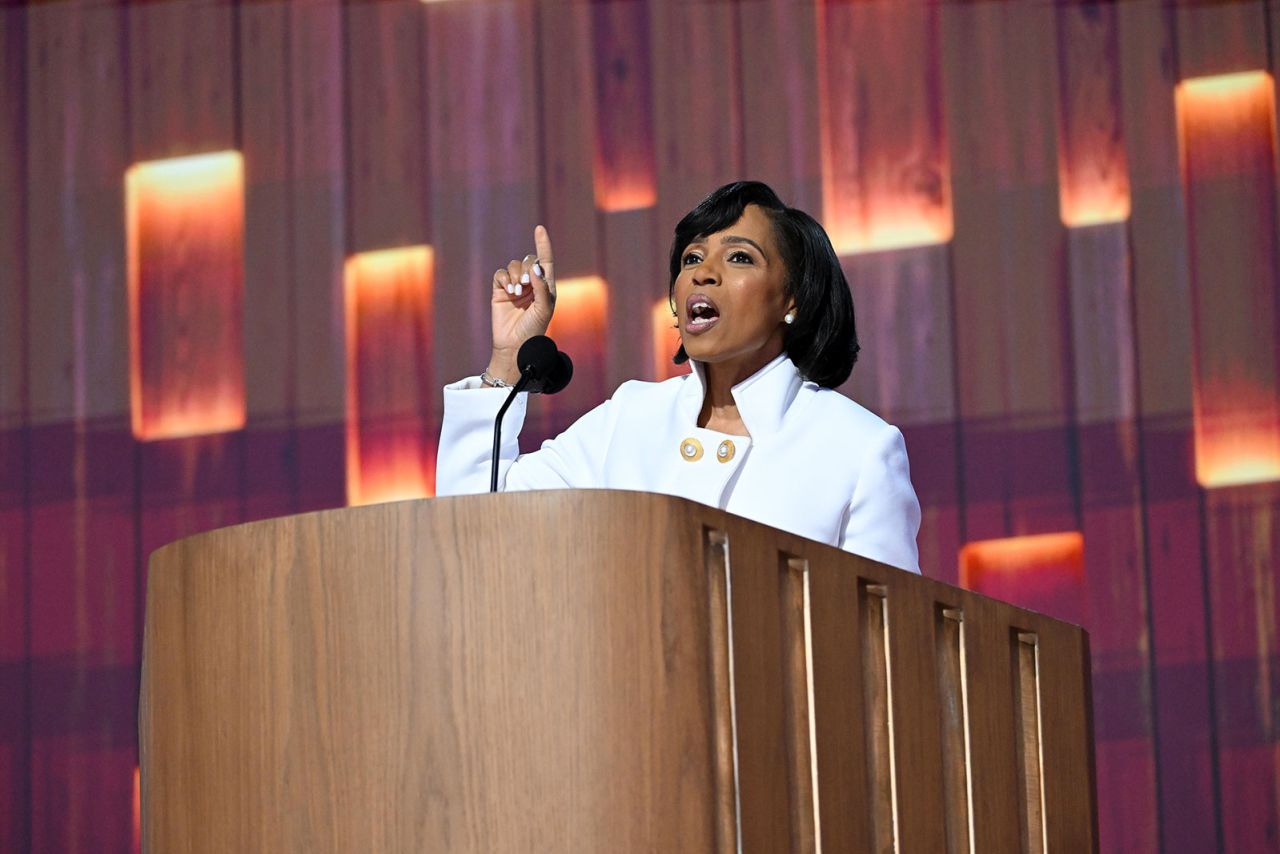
left=140, top=490, right=1097, bottom=852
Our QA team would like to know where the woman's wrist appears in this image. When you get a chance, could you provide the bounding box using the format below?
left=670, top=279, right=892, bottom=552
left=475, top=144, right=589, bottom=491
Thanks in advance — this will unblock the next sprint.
left=483, top=352, right=520, bottom=386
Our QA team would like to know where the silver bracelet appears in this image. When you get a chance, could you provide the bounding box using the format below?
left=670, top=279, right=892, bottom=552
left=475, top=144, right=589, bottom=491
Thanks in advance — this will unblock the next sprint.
left=480, top=370, right=512, bottom=388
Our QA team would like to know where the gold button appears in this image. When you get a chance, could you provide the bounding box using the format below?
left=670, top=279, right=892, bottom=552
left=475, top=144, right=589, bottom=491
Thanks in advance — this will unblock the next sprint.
left=716, top=440, right=736, bottom=463
left=679, top=437, right=704, bottom=462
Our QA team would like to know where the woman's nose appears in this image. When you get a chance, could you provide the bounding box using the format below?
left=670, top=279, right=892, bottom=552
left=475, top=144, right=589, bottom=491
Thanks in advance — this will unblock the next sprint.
left=692, top=263, right=718, bottom=286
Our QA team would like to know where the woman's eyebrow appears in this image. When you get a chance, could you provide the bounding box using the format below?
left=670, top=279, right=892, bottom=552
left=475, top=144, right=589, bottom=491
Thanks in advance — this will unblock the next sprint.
left=721, top=235, right=767, bottom=256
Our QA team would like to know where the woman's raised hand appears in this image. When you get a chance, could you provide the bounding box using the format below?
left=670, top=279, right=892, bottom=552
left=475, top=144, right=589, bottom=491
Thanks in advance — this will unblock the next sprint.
left=487, top=225, right=556, bottom=384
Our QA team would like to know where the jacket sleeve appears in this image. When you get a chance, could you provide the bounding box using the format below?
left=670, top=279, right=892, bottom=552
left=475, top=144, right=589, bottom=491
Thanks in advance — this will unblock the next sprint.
left=839, top=423, right=922, bottom=574
left=435, top=376, right=616, bottom=496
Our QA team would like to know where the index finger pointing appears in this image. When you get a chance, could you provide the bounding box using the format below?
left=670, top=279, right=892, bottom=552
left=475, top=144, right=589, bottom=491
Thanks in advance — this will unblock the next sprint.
left=533, top=225, right=555, bottom=275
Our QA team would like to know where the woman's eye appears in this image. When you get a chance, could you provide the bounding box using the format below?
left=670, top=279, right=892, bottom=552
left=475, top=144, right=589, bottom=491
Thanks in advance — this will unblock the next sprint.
left=682, top=252, right=702, bottom=266
left=728, top=250, right=753, bottom=263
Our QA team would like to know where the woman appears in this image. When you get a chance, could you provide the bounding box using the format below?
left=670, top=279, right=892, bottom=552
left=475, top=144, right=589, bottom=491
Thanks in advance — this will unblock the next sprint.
left=437, top=181, right=921, bottom=573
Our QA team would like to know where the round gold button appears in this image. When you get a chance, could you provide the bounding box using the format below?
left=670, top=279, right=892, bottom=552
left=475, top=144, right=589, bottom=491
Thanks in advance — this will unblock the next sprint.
left=679, top=437, right=704, bottom=462
left=716, top=440, right=736, bottom=463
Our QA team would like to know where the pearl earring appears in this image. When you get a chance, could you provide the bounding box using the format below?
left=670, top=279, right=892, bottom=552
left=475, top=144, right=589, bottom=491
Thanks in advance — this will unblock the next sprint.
left=784, top=311, right=796, bottom=325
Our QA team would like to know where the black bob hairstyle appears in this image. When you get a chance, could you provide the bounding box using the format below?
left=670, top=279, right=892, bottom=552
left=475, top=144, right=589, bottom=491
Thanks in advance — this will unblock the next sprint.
left=667, top=180, right=859, bottom=389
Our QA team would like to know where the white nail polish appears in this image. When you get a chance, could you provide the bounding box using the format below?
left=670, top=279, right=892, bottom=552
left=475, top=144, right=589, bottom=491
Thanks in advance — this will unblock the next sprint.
left=506, top=283, right=514, bottom=294
left=515, top=283, right=523, bottom=296
left=532, top=263, right=543, bottom=277
left=520, top=272, right=530, bottom=284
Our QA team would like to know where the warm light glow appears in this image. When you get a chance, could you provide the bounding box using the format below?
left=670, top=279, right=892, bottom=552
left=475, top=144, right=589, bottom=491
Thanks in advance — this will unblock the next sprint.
left=126, top=150, right=245, bottom=440
left=1059, top=184, right=1130, bottom=228
left=960, top=532, right=1085, bottom=622
left=345, top=246, right=437, bottom=506
left=651, top=297, right=683, bottom=381
left=1193, top=382, right=1280, bottom=488
left=593, top=169, right=657, bottom=213
left=815, top=0, right=952, bottom=255
left=132, top=765, right=141, bottom=854
left=1178, top=70, right=1280, bottom=489
left=547, top=276, right=609, bottom=349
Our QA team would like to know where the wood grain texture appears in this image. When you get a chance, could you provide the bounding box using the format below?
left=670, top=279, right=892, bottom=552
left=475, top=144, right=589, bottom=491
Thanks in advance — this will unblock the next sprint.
left=1174, top=6, right=1280, bottom=850
left=140, top=491, right=1097, bottom=853
left=24, top=5, right=138, bottom=850
left=1116, top=3, right=1220, bottom=850
left=426, top=0, right=541, bottom=385
left=0, top=8, right=28, bottom=852
left=818, top=0, right=950, bottom=254
left=941, top=0, right=1077, bottom=542
left=734, top=0, right=821, bottom=212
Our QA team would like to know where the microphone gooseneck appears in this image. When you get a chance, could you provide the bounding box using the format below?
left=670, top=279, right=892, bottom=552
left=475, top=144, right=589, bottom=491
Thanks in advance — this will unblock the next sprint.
left=489, top=336, right=575, bottom=493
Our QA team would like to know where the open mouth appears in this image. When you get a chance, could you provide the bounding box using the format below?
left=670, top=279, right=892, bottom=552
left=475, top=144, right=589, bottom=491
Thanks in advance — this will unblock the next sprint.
left=685, top=293, right=721, bottom=334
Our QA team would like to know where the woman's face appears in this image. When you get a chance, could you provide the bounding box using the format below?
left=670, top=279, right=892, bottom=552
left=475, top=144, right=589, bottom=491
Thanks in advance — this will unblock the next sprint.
left=673, top=204, right=794, bottom=371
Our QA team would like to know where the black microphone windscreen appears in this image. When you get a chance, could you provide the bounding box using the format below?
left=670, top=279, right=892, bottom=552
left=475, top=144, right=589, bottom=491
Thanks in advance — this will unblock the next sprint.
left=517, top=335, right=559, bottom=377
left=542, top=351, right=574, bottom=395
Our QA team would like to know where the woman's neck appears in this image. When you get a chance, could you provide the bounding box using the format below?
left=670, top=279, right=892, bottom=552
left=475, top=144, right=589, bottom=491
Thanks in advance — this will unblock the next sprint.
left=695, top=348, right=781, bottom=435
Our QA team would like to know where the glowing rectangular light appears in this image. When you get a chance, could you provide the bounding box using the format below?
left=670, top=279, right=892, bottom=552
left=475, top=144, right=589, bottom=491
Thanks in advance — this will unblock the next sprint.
left=651, top=297, right=683, bottom=381
left=1177, top=70, right=1280, bottom=488
left=546, top=276, right=609, bottom=409
left=591, top=2, right=657, bottom=212
left=1056, top=6, right=1131, bottom=227
left=816, top=1, right=952, bottom=255
left=960, top=532, right=1085, bottom=622
left=126, top=151, right=245, bottom=440
left=345, top=246, right=436, bottom=506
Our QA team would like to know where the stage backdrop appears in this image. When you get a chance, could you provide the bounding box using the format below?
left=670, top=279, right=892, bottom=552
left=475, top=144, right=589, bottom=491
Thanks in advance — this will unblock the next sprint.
left=2, top=0, right=1279, bottom=850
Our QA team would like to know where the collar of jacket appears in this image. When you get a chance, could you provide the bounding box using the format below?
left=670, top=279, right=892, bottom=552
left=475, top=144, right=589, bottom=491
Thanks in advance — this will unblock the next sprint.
left=677, top=352, right=806, bottom=437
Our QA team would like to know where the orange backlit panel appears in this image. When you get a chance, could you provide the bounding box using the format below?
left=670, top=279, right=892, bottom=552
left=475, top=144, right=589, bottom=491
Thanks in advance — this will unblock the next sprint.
left=651, top=297, right=683, bottom=381
left=816, top=0, right=952, bottom=254
left=1056, top=4, right=1130, bottom=227
left=591, top=1, right=657, bottom=212
left=1177, top=71, right=1280, bottom=488
left=132, top=766, right=141, bottom=854
left=126, top=151, right=245, bottom=440
left=960, top=532, right=1085, bottom=623
left=345, top=246, right=436, bottom=506
left=547, top=276, right=609, bottom=410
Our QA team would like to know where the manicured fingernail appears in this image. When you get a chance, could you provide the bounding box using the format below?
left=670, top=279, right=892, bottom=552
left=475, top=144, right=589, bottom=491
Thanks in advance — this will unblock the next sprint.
left=506, top=283, right=514, bottom=294
left=532, top=263, right=543, bottom=277
left=520, top=272, right=530, bottom=284
left=515, top=283, right=523, bottom=296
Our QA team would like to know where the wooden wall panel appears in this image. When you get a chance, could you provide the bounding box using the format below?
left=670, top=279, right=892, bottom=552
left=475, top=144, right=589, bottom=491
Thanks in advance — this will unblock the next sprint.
left=287, top=1, right=346, bottom=514
left=941, top=1, right=1077, bottom=547
left=239, top=2, right=297, bottom=523
left=24, top=4, right=137, bottom=851
left=1056, top=5, right=1156, bottom=850
left=651, top=0, right=743, bottom=241
left=1176, top=5, right=1279, bottom=848
left=127, top=0, right=244, bottom=581
left=536, top=0, right=599, bottom=281
left=0, top=8, right=29, bottom=852
left=1116, top=3, right=1219, bottom=851
left=735, top=0, right=821, bottom=212
left=427, top=1, right=541, bottom=388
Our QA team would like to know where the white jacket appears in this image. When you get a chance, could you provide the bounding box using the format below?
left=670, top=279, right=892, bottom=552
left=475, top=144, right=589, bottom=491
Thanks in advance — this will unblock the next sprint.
left=436, top=353, right=922, bottom=573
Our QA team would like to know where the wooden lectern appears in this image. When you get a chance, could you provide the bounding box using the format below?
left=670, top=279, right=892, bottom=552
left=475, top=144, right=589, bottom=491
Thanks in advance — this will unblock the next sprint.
left=140, top=490, right=1096, bottom=852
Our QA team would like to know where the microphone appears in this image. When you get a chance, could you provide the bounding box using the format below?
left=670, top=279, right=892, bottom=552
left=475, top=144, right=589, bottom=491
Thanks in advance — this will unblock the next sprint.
left=490, top=336, right=575, bottom=492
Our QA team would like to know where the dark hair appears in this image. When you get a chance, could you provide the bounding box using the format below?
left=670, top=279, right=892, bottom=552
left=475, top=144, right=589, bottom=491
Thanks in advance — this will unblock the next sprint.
left=667, top=180, right=859, bottom=388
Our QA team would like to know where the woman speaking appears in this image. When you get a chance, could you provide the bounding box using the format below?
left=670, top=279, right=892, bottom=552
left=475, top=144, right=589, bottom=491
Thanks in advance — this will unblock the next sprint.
left=436, top=181, right=921, bottom=573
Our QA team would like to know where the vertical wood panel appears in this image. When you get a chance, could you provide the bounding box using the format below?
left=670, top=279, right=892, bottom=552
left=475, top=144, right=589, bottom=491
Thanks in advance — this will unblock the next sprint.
left=25, top=4, right=137, bottom=852
left=1117, top=2, right=1220, bottom=850
left=818, top=0, right=951, bottom=255
left=1175, top=5, right=1279, bottom=849
left=127, top=0, right=244, bottom=588
left=650, top=0, right=742, bottom=239
left=427, top=1, right=540, bottom=387
left=942, top=1, right=1077, bottom=544
left=0, top=7, right=29, bottom=851
left=288, top=1, right=346, bottom=514
left=240, top=1, right=297, bottom=522
left=735, top=0, right=821, bottom=212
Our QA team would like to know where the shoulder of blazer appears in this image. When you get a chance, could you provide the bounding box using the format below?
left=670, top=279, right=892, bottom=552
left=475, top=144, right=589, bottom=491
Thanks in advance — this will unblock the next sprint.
left=793, top=384, right=897, bottom=441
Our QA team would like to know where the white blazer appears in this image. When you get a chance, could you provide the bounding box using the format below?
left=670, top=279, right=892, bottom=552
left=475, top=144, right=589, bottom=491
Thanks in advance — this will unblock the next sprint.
left=436, top=353, right=922, bottom=573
